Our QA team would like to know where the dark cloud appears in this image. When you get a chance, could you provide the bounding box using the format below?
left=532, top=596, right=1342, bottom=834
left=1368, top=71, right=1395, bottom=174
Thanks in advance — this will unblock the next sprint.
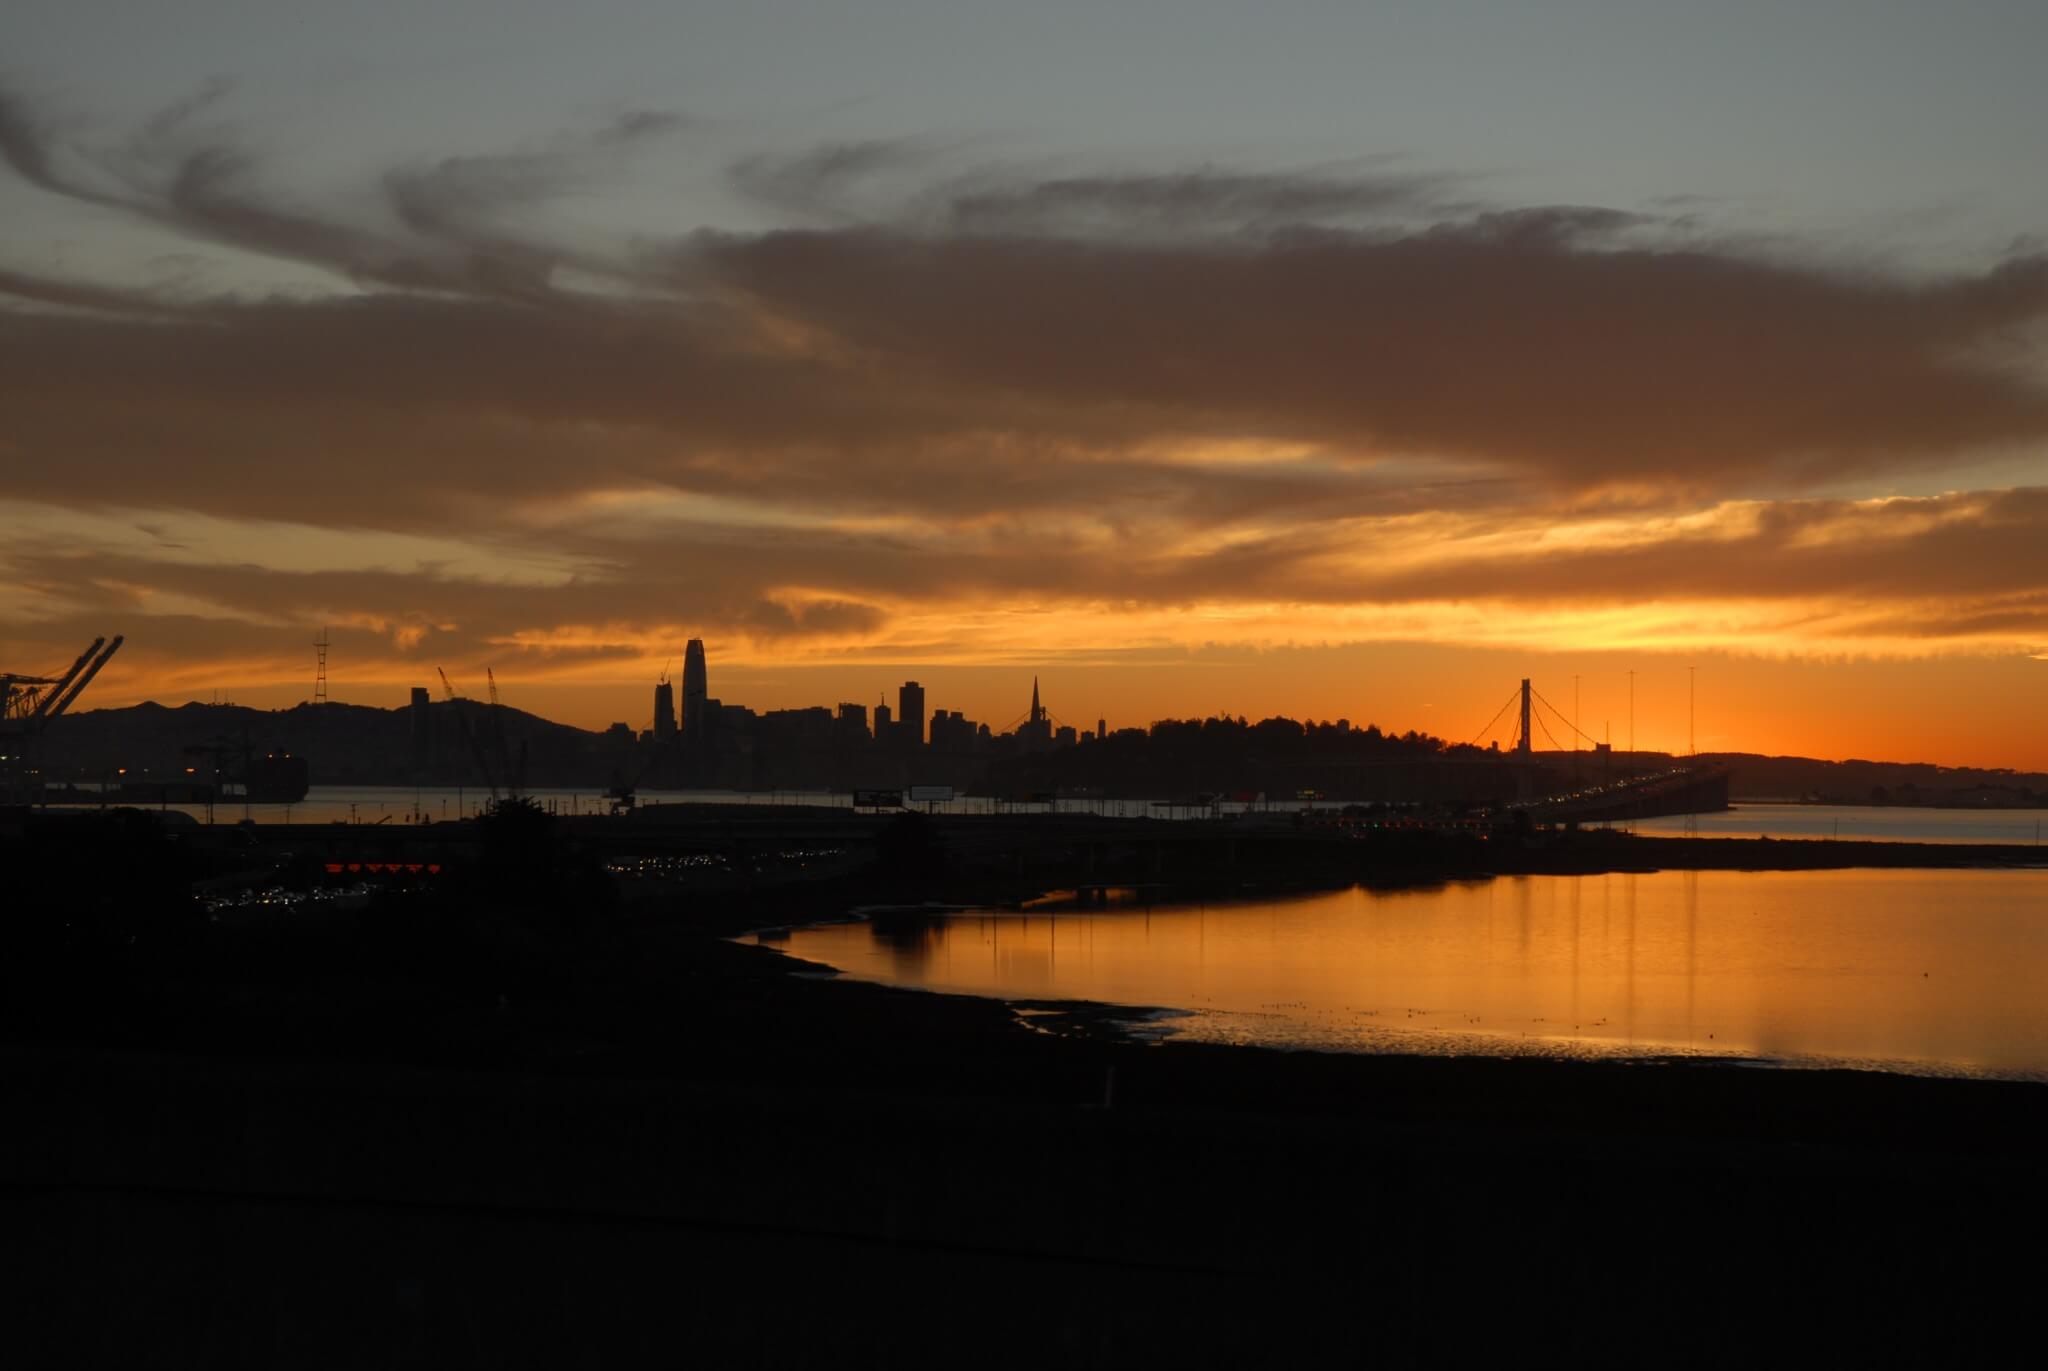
left=0, top=264, right=187, bottom=316
left=689, top=226, right=2048, bottom=489
left=0, top=86, right=110, bottom=203
left=5, top=91, right=2048, bottom=675
left=7, top=86, right=2045, bottom=507
left=934, top=167, right=1460, bottom=237
left=0, top=85, right=686, bottom=300
left=728, top=138, right=944, bottom=222
left=743, top=597, right=888, bottom=639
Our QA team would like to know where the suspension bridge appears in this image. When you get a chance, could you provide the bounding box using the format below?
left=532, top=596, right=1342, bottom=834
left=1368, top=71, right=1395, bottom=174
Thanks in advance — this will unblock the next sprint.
left=1463, top=678, right=1730, bottom=823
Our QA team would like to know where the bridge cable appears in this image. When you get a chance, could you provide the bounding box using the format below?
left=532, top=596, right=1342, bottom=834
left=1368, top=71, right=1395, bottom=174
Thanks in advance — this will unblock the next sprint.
left=1530, top=694, right=1580, bottom=746
left=1531, top=688, right=1603, bottom=748
left=1465, top=689, right=1522, bottom=748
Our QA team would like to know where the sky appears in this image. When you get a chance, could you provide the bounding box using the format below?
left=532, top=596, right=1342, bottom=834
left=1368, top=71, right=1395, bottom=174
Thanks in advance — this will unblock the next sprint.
left=5, top=1, right=2048, bottom=767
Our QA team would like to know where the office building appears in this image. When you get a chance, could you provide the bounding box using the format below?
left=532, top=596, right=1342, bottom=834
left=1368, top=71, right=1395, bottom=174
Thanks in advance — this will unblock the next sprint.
left=682, top=639, right=708, bottom=740
left=898, top=680, right=926, bottom=748
left=653, top=677, right=677, bottom=741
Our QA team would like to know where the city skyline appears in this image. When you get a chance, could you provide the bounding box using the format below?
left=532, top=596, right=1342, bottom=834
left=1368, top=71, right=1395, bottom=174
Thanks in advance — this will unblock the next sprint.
left=39, top=634, right=2043, bottom=776
left=6, top=3, right=2048, bottom=771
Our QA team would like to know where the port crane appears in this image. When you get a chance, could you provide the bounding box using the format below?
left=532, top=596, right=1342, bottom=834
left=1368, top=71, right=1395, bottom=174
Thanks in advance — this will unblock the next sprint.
left=2, top=635, right=125, bottom=726
left=3, top=636, right=125, bottom=799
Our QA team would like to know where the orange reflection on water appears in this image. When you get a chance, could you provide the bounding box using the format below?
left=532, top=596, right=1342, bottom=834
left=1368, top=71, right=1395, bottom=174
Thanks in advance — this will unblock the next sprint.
left=769, top=870, right=2048, bottom=1077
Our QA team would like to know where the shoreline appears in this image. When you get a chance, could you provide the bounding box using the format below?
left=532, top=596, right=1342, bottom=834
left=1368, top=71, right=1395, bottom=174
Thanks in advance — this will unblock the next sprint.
left=746, top=907, right=2048, bottom=1088
left=678, top=830, right=2048, bottom=937
left=14, top=821, right=2048, bottom=1360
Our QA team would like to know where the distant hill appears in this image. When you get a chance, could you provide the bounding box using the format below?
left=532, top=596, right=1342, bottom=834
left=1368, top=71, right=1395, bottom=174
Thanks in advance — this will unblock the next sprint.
left=34, top=699, right=633, bottom=789
left=1533, top=750, right=2048, bottom=807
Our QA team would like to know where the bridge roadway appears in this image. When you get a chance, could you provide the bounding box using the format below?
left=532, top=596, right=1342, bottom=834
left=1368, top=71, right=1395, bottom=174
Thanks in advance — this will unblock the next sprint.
left=1516, top=765, right=1732, bottom=825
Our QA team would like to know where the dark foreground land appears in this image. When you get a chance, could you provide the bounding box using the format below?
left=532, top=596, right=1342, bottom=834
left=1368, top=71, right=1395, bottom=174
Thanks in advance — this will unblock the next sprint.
left=6, top=807, right=2047, bottom=1366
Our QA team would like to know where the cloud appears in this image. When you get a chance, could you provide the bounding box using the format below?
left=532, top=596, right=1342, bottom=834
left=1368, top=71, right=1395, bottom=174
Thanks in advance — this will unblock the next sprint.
left=5, top=89, right=2048, bottom=697
left=8, top=85, right=2047, bottom=509
left=743, top=597, right=889, bottom=640
left=0, top=84, right=686, bottom=299
left=685, top=225, right=2048, bottom=491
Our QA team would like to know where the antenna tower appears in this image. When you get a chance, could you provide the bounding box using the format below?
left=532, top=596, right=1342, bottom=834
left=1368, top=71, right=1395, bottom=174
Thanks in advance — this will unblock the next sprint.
left=314, top=629, right=330, bottom=705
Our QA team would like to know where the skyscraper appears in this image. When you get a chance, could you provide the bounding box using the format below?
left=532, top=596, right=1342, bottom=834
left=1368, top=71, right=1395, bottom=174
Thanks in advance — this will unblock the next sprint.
left=410, top=686, right=433, bottom=771
left=682, top=639, right=708, bottom=741
left=898, top=680, right=925, bottom=748
left=1020, top=676, right=1052, bottom=751
left=652, top=677, right=676, bottom=741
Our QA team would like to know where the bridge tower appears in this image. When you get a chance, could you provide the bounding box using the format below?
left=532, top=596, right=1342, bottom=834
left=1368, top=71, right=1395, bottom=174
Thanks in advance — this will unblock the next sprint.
left=1518, top=678, right=1532, bottom=755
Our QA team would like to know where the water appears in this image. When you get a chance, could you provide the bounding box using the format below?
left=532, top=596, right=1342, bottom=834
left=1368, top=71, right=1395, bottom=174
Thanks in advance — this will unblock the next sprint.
left=1632, top=803, right=2048, bottom=846
left=55, top=785, right=2048, bottom=844
left=761, top=869, right=2048, bottom=1079
left=49, top=784, right=1353, bottom=826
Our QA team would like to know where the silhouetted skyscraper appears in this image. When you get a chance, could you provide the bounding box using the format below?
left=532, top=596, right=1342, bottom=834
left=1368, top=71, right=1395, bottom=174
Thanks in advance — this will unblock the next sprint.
left=653, top=677, right=676, bottom=741
left=682, top=639, right=708, bottom=740
left=410, top=686, right=433, bottom=770
left=1020, top=676, right=1052, bottom=751
left=898, top=680, right=925, bottom=747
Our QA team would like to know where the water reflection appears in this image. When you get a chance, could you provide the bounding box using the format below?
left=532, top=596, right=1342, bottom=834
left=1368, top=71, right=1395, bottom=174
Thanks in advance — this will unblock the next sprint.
left=765, top=870, right=2048, bottom=1079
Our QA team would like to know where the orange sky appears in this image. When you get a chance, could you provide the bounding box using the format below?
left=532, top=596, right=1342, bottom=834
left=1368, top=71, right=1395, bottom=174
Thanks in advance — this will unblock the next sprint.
left=54, top=639, right=2048, bottom=774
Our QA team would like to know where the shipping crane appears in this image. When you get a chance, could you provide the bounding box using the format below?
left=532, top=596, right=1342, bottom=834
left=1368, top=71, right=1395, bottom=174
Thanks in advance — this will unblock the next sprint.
left=2, top=635, right=124, bottom=725
left=4, top=636, right=125, bottom=799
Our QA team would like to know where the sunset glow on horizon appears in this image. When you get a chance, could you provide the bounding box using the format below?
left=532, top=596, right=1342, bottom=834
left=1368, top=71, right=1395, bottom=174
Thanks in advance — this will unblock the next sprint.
left=7, top=2, right=2048, bottom=771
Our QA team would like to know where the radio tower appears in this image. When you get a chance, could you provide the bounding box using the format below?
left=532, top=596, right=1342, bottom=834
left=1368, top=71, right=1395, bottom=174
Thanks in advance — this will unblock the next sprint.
left=314, top=629, right=330, bottom=705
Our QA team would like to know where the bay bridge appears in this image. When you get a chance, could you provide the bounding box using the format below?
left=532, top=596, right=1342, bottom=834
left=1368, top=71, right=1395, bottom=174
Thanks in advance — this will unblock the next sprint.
left=1463, top=677, right=1730, bottom=824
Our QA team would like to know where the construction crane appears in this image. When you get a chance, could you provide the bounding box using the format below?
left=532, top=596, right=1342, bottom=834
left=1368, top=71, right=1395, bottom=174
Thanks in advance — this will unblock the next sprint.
left=437, top=667, right=525, bottom=804
left=484, top=668, right=526, bottom=800
left=606, top=727, right=680, bottom=814
left=437, top=668, right=501, bottom=802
